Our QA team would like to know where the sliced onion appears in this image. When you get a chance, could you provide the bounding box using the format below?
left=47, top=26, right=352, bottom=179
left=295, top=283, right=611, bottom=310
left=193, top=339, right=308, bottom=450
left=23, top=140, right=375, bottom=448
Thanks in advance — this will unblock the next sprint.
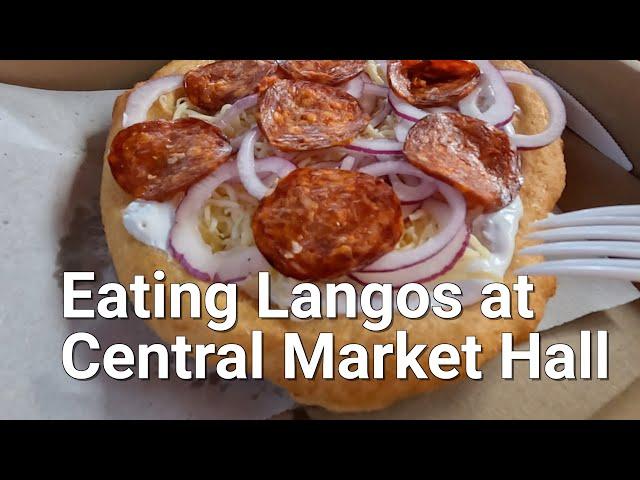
left=169, top=159, right=293, bottom=283
left=359, top=160, right=436, bottom=204
left=388, top=91, right=427, bottom=122
left=502, top=122, right=517, bottom=151
left=389, top=91, right=458, bottom=124
left=237, top=128, right=296, bottom=199
left=368, top=99, right=392, bottom=128
left=357, top=175, right=467, bottom=272
left=344, top=76, right=364, bottom=98
left=216, top=94, right=258, bottom=128
left=347, top=138, right=403, bottom=155
left=358, top=159, right=428, bottom=178
left=401, top=202, right=421, bottom=218
left=394, top=118, right=414, bottom=143
left=229, top=129, right=250, bottom=151
left=458, top=60, right=515, bottom=127
left=389, top=173, right=437, bottom=203
left=349, top=154, right=378, bottom=169
left=122, top=75, right=184, bottom=128
left=340, top=155, right=357, bottom=170
left=350, top=224, right=470, bottom=287
left=363, top=82, right=389, bottom=97
left=500, top=69, right=567, bottom=150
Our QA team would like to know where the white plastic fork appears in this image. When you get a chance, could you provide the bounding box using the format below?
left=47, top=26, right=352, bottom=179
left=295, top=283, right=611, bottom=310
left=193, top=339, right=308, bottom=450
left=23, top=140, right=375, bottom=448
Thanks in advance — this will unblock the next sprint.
left=516, top=205, right=640, bottom=281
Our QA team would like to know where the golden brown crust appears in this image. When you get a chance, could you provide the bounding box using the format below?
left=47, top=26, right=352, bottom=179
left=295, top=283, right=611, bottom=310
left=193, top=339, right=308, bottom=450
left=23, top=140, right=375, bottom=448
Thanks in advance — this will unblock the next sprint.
left=100, top=60, right=565, bottom=412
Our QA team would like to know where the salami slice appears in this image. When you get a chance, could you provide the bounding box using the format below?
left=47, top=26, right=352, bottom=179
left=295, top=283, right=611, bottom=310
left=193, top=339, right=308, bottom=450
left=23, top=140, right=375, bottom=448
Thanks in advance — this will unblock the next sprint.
left=252, top=168, right=403, bottom=280
left=388, top=60, right=480, bottom=108
left=258, top=79, right=369, bottom=151
left=403, top=113, right=521, bottom=212
left=184, top=60, right=278, bottom=113
left=279, top=60, right=366, bottom=85
left=108, top=118, right=232, bottom=201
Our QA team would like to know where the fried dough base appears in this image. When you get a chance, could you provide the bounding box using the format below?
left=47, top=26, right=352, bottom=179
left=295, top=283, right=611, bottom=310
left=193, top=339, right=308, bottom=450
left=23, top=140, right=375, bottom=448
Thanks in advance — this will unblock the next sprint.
left=100, top=60, right=565, bottom=412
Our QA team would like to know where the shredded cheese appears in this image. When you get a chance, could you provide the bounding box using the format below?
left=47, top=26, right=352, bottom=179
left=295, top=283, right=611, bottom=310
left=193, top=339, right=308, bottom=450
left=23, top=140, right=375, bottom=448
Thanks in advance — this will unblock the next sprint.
left=365, top=60, right=386, bottom=85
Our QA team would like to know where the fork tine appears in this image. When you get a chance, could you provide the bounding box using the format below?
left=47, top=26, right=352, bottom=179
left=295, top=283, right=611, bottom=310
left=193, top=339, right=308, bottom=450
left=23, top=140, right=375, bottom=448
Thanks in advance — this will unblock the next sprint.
left=531, top=215, right=640, bottom=230
left=520, top=241, right=640, bottom=258
left=516, top=258, right=640, bottom=281
left=533, top=205, right=640, bottom=229
left=527, top=226, right=640, bottom=242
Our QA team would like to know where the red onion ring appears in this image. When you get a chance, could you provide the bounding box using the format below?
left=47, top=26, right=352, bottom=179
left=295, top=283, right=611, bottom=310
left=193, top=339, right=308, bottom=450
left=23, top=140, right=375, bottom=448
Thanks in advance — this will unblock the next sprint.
left=363, top=82, right=389, bottom=97
left=388, top=91, right=428, bottom=122
left=122, top=75, right=183, bottom=127
left=229, top=129, right=250, bottom=151
left=388, top=91, right=457, bottom=124
left=502, top=122, right=518, bottom=152
left=340, top=155, right=357, bottom=170
left=368, top=99, right=392, bottom=128
left=389, top=173, right=437, bottom=204
left=401, top=202, right=421, bottom=218
left=346, top=138, right=404, bottom=155
left=458, top=60, right=515, bottom=127
left=359, top=159, right=436, bottom=204
left=344, top=75, right=365, bottom=99
left=394, top=118, right=414, bottom=143
left=500, top=70, right=567, bottom=150
left=215, top=94, right=258, bottom=129
left=350, top=224, right=470, bottom=287
left=358, top=159, right=430, bottom=179
left=169, top=159, right=294, bottom=283
left=356, top=166, right=467, bottom=272
left=237, top=128, right=296, bottom=199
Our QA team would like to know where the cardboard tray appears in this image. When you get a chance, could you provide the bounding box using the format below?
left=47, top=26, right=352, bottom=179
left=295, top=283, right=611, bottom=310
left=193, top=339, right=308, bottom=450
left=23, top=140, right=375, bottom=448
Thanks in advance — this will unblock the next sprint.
left=2, top=60, right=637, bottom=419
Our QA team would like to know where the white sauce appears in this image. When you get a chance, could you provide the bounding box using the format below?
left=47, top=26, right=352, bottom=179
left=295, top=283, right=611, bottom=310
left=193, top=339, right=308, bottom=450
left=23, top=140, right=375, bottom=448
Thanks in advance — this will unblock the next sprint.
left=468, top=196, right=523, bottom=280
left=122, top=200, right=175, bottom=252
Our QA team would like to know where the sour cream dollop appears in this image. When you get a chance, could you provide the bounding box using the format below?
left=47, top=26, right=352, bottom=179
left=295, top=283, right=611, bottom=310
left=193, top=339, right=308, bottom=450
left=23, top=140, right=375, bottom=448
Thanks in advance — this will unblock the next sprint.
left=122, top=200, right=175, bottom=252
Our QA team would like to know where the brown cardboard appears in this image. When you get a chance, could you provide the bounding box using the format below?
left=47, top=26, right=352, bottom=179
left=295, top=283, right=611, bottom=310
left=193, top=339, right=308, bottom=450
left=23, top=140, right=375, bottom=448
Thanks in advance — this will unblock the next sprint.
left=0, top=60, right=167, bottom=90
left=3, top=60, right=637, bottom=419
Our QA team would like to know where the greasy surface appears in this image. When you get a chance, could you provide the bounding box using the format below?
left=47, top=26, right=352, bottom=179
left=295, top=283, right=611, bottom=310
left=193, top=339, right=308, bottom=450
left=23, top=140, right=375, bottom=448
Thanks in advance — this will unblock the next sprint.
left=279, top=60, right=366, bottom=85
left=388, top=60, right=480, bottom=107
left=101, top=60, right=565, bottom=412
left=258, top=78, right=369, bottom=151
left=404, top=113, right=522, bottom=212
left=107, top=118, right=232, bottom=201
left=252, top=168, right=403, bottom=280
left=184, top=60, right=277, bottom=113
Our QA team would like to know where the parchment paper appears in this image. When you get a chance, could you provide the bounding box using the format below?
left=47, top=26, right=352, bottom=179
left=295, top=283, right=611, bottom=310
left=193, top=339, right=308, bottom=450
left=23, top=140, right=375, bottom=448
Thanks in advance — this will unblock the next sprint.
left=0, top=82, right=637, bottom=419
left=0, top=84, right=294, bottom=419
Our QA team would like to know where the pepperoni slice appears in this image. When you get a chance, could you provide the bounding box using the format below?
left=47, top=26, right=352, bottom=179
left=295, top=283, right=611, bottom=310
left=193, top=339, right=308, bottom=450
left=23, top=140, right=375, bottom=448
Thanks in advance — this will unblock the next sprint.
left=388, top=60, right=480, bottom=108
left=184, top=60, right=278, bottom=113
left=252, top=168, right=403, bottom=280
left=258, top=79, right=369, bottom=152
left=279, top=60, right=366, bottom=85
left=108, top=118, right=232, bottom=201
left=403, top=113, right=521, bottom=212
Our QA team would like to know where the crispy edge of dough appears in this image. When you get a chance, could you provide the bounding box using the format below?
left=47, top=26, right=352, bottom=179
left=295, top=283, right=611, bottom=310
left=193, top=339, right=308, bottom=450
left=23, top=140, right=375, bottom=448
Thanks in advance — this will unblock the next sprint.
left=99, top=60, right=565, bottom=413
